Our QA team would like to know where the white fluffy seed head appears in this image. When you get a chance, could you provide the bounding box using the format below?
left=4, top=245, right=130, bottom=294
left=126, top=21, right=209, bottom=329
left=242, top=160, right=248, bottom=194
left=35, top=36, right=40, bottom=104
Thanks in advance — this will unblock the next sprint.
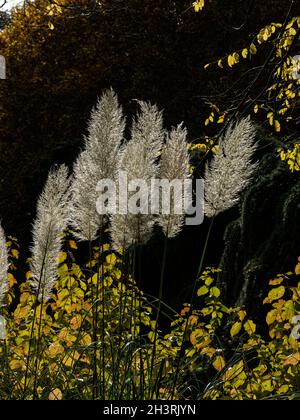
left=131, top=100, right=165, bottom=164
left=70, top=88, right=125, bottom=241
left=0, top=223, right=8, bottom=307
left=30, top=165, right=71, bottom=302
left=204, top=117, right=257, bottom=218
left=158, top=124, right=190, bottom=238
left=110, top=101, right=165, bottom=250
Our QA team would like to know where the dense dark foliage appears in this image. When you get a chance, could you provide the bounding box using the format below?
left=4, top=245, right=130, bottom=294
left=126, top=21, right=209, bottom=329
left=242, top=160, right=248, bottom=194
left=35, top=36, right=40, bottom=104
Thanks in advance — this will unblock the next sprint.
left=0, top=0, right=296, bottom=238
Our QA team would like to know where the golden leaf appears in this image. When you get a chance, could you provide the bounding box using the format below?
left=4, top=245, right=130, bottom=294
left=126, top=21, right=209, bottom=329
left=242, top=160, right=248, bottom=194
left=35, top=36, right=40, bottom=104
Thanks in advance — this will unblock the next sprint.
left=197, top=285, right=209, bottom=296
left=213, top=355, right=225, bottom=372
left=230, top=322, right=242, bottom=338
left=70, top=315, right=82, bottom=330
left=283, top=353, right=300, bottom=366
left=69, top=240, right=77, bottom=250
left=49, top=388, right=63, bottom=400
left=244, top=320, right=256, bottom=335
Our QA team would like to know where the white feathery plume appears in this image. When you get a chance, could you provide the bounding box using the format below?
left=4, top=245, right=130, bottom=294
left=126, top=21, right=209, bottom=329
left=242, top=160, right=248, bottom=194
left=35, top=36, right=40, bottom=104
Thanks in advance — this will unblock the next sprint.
left=30, top=165, right=71, bottom=302
left=71, top=88, right=125, bottom=241
left=204, top=117, right=257, bottom=218
left=131, top=101, right=164, bottom=164
left=158, top=124, right=190, bottom=238
left=111, top=101, right=165, bottom=250
left=0, top=223, right=9, bottom=307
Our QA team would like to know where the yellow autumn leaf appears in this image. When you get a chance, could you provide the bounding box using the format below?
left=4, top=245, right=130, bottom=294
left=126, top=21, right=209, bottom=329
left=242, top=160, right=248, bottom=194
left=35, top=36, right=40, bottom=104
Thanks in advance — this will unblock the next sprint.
left=57, top=252, right=67, bottom=264
left=8, top=273, right=17, bottom=288
left=9, top=359, right=25, bottom=370
left=283, top=352, right=300, bottom=366
left=274, top=120, right=281, bottom=132
left=233, top=52, right=239, bottom=64
left=49, top=388, right=63, bottom=400
left=58, top=329, right=77, bottom=346
left=279, top=384, right=290, bottom=393
left=213, top=355, right=225, bottom=372
left=197, top=285, right=209, bottom=296
left=228, top=54, right=235, bottom=67
left=148, top=331, right=155, bottom=342
left=190, top=329, right=211, bottom=349
left=210, top=286, right=220, bottom=298
left=14, top=305, right=31, bottom=320
left=70, top=315, right=82, bottom=330
left=266, top=309, right=277, bottom=325
left=188, top=315, right=199, bottom=326
left=263, top=286, right=285, bottom=304
left=261, top=379, right=274, bottom=392
left=250, top=43, right=257, bottom=54
left=242, top=48, right=248, bottom=58
left=283, top=300, right=295, bottom=321
left=222, top=360, right=244, bottom=382
left=63, top=351, right=82, bottom=367
left=217, top=114, right=225, bottom=124
left=268, top=111, right=274, bottom=126
left=26, top=270, right=33, bottom=280
left=230, top=322, right=242, bottom=338
left=237, top=310, right=247, bottom=322
left=244, top=320, right=256, bottom=335
left=102, top=243, right=111, bottom=252
left=11, top=249, right=19, bottom=259
left=193, top=0, right=205, bottom=12
left=48, top=342, right=65, bottom=358
left=204, top=276, right=214, bottom=286
left=190, top=329, right=202, bottom=346
left=80, top=333, right=92, bottom=346
left=106, top=253, right=117, bottom=265
left=269, top=276, right=284, bottom=286
left=201, top=347, right=216, bottom=358
left=69, top=240, right=77, bottom=250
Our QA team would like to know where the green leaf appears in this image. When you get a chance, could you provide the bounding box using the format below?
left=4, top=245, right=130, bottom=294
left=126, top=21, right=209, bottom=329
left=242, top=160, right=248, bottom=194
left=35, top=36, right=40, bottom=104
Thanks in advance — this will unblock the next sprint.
left=210, top=287, right=220, bottom=298
left=204, top=276, right=214, bottom=287
left=197, top=285, right=209, bottom=296
left=244, top=320, right=256, bottom=335
left=230, top=322, right=242, bottom=338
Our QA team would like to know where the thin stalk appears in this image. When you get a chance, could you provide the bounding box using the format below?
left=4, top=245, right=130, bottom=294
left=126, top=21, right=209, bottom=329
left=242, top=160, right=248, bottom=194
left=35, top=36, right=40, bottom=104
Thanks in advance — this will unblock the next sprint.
left=99, top=231, right=105, bottom=400
left=23, top=227, right=52, bottom=399
left=115, top=236, right=129, bottom=397
left=136, top=226, right=144, bottom=399
left=149, top=234, right=168, bottom=398
left=32, top=287, right=45, bottom=399
left=170, top=217, right=215, bottom=399
left=88, top=234, right=98, bottom=400
left=93, top=228, right=103, bottom=400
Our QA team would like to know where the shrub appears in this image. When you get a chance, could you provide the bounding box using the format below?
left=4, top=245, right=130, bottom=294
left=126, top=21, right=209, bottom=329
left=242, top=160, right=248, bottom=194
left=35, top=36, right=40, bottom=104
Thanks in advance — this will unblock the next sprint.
left=1, top=237, right=300, bottom=399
